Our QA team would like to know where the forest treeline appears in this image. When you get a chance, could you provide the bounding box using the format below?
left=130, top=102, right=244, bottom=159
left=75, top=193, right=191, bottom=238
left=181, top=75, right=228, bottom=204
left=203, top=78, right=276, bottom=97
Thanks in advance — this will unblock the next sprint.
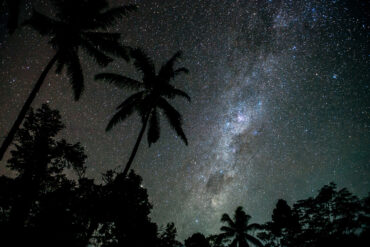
left=0, top=105, right=369, bottom=246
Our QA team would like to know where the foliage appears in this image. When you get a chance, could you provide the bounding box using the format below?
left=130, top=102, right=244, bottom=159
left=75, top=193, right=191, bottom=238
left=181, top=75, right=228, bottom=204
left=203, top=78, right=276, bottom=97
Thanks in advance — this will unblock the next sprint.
left=185, top=232, right=211, bottom=247
left=0, top=0, right=21, bottom=33
left=217, top=206, right=264, bottom=247
left=25, top=0, right=136, bottom=100
left=94, top=170, right=158, bottom=247
left=0, top=105, right=369, bottom=247
left=0, top=105, right=158, bottom=246
left=258, top=183, right=370, bottom=247
left=97, top=48, right=190, bottom=144
left=0, top=0, right=136, bottom=163
left=96, top=48, right=191, bottom=177
left=7, top=104, right=86, bottom=178
left=158, top=222, right=182, bottom=247
left=0, top=104, right=87, bottom=246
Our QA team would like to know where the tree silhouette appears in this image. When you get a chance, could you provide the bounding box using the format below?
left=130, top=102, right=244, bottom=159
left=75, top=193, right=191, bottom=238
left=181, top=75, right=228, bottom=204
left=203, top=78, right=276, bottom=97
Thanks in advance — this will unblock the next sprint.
left=0, top=104, right=87, bottom=246
left=95, top=48, right=190, bottom=177
left=218, top=206, right=264, bottom=247
left=258, top=199, right=300, bottom=247
left=185, top=232, right=210, bottom=247
left=158, top=222, right=182, bottom=247
left=0, top=0, right=21, bottom=34
left=1, top=124, right=161, bottom=246
left=360, top=193, right=370, bottom=244
left=259, top=183, right=370, bottom=247
left=73, top=176, right=104, bottom=246
left=0, top=104, right=161, bottom=246
left=31, top=178, right=87, bottom=247
left=95, top=170, right=158, bottom=247
left=0, top=0, right=136, bottom=161
left=292, top=182, right=364, bottom=246
left=207, top=234, right=228, bottom=247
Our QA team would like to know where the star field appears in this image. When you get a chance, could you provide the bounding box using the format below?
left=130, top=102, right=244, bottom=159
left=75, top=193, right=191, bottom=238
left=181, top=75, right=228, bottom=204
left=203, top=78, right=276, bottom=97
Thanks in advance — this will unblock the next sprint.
left=0, top=0, right=369, bottom=240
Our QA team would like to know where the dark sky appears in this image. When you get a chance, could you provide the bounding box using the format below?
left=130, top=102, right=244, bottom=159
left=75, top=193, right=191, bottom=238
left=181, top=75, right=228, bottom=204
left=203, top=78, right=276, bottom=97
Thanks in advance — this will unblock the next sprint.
left=0, top=0, right=369, bottom=240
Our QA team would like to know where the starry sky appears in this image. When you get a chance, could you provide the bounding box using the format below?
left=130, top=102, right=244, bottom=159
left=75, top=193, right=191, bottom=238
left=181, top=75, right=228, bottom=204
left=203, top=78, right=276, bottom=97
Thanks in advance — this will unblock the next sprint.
left=0, top=0, right=369, bottom=240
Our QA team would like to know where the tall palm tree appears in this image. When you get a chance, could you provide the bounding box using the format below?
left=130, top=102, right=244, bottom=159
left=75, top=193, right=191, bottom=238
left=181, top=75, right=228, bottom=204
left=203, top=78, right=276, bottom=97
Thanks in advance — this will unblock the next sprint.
left=95, top=48, right=190, bottom=177
left=0, top=0, right=136, bottom=161
left=218, top=207, right=264, bottom=247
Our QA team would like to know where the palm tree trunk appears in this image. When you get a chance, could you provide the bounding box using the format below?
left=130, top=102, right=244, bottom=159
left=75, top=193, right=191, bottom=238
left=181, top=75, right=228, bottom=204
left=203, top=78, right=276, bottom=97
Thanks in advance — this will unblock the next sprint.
left=121, top=111, right=151, bottom=178
left=0, top=51, right=59, bottom=161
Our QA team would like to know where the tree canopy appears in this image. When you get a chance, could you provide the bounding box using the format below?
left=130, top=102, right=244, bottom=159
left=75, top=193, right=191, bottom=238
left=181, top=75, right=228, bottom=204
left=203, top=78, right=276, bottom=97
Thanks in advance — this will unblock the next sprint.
left=0, top=104, right=369, bottom=246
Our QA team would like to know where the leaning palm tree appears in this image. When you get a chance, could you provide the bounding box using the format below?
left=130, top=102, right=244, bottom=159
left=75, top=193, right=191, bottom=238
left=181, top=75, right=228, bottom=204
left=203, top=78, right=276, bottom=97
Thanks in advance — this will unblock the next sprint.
left=95, top=48, right=190, bottom=177
left=218, top=207, right=264, bottom=247
left=0, top=0, right=136, bottom=161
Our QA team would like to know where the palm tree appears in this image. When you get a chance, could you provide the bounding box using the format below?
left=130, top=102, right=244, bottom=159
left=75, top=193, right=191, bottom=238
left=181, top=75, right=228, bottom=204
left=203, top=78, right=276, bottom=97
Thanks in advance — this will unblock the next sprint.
left=0, top=0, right=136, bottom=161
left=218, top=207, right=264, bottom=247
left=95, top=48, right=190, bottom=177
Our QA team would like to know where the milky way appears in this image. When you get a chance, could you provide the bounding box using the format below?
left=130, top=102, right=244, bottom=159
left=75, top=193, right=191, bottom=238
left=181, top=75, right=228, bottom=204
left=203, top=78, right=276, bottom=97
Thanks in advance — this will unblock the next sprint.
left=0, top=0, right=369, bottom=240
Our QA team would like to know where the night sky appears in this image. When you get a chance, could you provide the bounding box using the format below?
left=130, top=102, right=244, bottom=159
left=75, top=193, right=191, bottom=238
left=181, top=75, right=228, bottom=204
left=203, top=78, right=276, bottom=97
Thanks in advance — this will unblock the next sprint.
left=0, top=0, right=369, bottom=240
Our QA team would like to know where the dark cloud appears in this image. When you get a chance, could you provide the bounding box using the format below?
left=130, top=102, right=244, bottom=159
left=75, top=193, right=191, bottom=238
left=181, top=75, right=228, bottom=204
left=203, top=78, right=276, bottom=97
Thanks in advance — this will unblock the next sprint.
left=206, top=171, right=233, bottom=194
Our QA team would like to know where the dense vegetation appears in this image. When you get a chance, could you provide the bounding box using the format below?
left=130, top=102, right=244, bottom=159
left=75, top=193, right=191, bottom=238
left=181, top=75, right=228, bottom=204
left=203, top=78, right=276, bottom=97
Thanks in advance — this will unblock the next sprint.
left=0, top=105, right=369, bottom=246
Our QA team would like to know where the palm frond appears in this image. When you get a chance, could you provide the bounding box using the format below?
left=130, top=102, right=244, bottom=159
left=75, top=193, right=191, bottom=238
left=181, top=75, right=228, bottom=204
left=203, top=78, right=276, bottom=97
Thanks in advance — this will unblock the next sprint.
left=174, top=67, right=189, bottom=76
left=221, top=213, right=236, bottom=228
left=92, top=5, right=137, bottom=30
left=95, top=73, right=143, bottom=90
left=50, top=0, right=74, bottom=20
left=51, top=0, right=108, bottom=16
left=158, top=51, right=183, bottom=81
left=106, top=107, right=133, bottom=132
left=163, top=85, right=191, bottom=102
left=172, top=88, right=191, bottom=102
left=81, top=40, right=113, bottom=67
left=157, top=97, right=188, bottom=145
left=220, top=226, right=235, bottom=234
left=236, top=206, right=244, bottom=214
left=245, top=234, right=264, bottom=247
left=147, top=108, right=160, bottom=146
left=55, top=52, right=66, bottom=74
left=216, top=232, right=232, bottom=243
left=104, top=43, right=131, bottom=62
left=116, top=91, right=145, bottom=110
left=6, top=0, right=20, bottom=34
left=136, top=94, right=157, bottom=122
left=24, top=9, right=57, bottom=35
left=235, top=206, right=248, bottom=220
left=82, top=31, right=121, bottom=42
left=230, top=238, right=238, bottom=247
left=65, top=51, right=84, bottom=100
left=130, top=48, right=155, bottom=80
left=246, top=223, right=262, bottom=231
left=106, top=91, right=144, bottom=131
left=83, top=33, right=130, bottom=61
left=52, top=0, right=107, bottom=24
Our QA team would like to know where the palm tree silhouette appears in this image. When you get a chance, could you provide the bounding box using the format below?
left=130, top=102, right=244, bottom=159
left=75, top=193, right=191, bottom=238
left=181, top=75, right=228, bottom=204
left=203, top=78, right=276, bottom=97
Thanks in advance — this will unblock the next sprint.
left=95, top=48, right=190, bottom=177
left=0, top=0, right=136, bottom=161
left=218, top=207, right=264, bottom=247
